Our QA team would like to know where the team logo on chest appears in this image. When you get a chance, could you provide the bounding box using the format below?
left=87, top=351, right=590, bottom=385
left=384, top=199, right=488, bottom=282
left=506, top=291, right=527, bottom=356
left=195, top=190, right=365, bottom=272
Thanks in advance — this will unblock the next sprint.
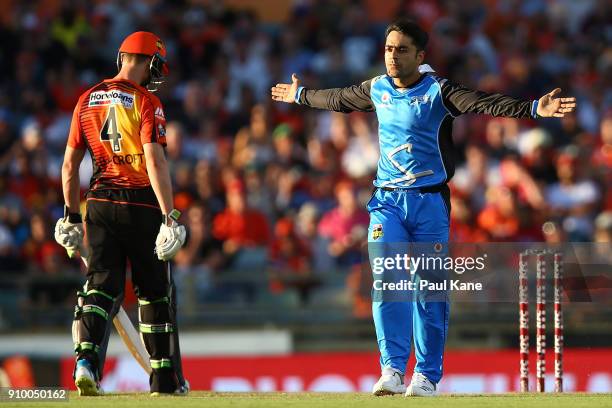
left=372, top=224, right=384, bottom=240
left=409, top=94, right=430, bottom=105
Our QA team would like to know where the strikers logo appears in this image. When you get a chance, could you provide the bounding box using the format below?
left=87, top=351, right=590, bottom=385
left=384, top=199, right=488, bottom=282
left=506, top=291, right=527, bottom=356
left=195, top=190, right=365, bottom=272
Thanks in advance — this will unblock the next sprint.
left=372, top=224, right=383, bottom=240
left=409, top=94, right=430, bottom=105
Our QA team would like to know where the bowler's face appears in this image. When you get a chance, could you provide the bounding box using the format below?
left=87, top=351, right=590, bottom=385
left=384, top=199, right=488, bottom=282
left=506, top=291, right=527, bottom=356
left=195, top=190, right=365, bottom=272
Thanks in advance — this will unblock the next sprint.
left=384, top=31, right=423, bottom=80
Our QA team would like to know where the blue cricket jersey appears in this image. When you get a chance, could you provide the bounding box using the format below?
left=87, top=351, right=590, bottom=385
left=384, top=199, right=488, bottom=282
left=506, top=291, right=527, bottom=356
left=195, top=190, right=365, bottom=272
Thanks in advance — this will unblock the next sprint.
left=296, top=65, right=538, bottom=189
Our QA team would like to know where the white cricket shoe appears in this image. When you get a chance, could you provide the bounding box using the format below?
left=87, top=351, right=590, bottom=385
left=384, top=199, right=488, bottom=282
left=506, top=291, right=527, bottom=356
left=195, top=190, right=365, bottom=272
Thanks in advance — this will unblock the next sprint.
left=74, top=359, right=102, bottom=396
left=405, top=372, right=438, bottom=397
left=372, top=369, right=406, bottom=396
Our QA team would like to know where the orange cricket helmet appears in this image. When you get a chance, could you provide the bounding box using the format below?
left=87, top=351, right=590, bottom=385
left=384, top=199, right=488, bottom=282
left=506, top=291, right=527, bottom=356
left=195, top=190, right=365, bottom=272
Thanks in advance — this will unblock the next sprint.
left=116, top=31, right=169, bottom=91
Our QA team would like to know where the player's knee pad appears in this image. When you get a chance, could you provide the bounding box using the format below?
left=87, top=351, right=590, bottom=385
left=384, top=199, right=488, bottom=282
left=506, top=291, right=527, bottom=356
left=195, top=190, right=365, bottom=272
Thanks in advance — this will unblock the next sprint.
left=72, top=286, right=117, bottom=370
left=138, top=296, right=174, bottom=370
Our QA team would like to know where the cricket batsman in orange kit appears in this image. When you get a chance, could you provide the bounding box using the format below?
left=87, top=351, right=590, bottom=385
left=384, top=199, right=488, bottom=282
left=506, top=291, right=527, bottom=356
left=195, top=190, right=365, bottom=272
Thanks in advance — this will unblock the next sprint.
left=54, top=31, right=187, bottom=396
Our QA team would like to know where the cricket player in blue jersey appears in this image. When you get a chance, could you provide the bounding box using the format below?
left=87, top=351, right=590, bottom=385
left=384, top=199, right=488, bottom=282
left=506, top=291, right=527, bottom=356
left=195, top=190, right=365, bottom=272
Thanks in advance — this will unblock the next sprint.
left=271, top=19, right=575, bottom=396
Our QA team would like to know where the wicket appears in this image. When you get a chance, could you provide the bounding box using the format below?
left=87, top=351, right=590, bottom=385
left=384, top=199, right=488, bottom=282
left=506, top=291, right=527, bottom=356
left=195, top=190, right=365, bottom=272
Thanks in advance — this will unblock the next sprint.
left=518, top=250, right=564, bottom=393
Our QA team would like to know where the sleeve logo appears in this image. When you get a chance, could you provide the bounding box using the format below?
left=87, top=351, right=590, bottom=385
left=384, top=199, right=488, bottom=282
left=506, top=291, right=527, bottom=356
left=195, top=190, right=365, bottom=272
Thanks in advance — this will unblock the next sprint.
left=372, top=223, right=384, bottom=240
left=154, top=106, right=165, bottom=120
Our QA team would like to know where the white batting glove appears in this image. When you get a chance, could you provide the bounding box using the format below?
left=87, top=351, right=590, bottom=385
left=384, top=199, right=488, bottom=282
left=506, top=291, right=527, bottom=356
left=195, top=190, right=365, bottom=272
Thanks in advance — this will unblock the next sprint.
left=155, top=209, right=186, bottom=261
left=54, top=206, right=84, bottom=258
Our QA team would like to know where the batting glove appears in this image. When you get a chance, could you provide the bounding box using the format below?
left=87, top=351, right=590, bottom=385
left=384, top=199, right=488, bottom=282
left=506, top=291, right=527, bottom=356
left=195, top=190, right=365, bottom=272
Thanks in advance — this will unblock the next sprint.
left=54, top=206, right=84, bottom=258
left=155, top=209, right=186, bottom=261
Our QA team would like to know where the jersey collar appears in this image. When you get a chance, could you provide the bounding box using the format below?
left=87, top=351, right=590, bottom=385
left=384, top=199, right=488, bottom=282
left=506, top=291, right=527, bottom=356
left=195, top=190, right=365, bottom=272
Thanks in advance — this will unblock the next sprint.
left=388, top=73, right=428, bottom=93
left=388, top=64, right=435, bottom=92
left=104, top=78, right=148, bottom=93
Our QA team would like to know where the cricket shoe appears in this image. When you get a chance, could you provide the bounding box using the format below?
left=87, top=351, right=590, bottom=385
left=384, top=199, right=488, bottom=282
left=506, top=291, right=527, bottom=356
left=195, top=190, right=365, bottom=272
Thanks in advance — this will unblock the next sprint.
left=176, top=379, right=190, bottom=395
left=74, top=359, right=102, bottom=396
left=372, top=369, right=406, bottom=396
left=151, top=379, right=191, bottom=397
left=150, top=373, right=190, bottom=397
left=405, top=372, right=437, bottom=397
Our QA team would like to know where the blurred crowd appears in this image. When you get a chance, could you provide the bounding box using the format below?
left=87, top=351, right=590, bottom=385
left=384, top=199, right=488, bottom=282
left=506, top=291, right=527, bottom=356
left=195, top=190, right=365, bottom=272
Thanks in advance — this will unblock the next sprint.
left=0, top=0, right=610, bottom=314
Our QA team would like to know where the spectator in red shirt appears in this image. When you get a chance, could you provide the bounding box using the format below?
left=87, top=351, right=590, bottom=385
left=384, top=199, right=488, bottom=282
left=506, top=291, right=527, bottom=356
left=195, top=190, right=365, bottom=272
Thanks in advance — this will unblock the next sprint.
left=477, top=186, right=521, bottom=241
left=449, top=190, right=488, bottom=243
left=23, top=212, right=65, bottom=270
left=592, top=115, right=612, bottom=210
left=48, top=62, right=88, bottom=113
left=212, top=179, right=270, bottom=267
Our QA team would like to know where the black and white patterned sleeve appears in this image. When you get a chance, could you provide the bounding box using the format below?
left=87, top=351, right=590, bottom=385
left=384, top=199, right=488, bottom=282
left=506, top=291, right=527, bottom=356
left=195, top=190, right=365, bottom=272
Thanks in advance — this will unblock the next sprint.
left=296, top=79, right=375, bottom=113
left=438, top=78, right=538, bottom=119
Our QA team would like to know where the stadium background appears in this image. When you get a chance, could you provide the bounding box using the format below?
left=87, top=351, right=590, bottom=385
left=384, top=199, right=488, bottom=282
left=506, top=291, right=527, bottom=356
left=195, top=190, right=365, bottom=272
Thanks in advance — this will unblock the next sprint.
left=0, top=0, right=610, bottom=393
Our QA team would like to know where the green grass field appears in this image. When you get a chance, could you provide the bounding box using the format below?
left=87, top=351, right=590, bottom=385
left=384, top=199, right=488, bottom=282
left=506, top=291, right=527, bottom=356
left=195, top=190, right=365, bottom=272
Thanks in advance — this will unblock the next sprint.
left=3, top=392, right=611, bottom=408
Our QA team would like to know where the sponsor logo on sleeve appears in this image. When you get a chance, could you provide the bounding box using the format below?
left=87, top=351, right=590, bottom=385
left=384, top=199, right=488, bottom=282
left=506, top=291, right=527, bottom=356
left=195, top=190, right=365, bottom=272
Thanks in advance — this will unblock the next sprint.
left=154, top=106, right=165, bottom=120
left=372, top=224, right=384, bottom=240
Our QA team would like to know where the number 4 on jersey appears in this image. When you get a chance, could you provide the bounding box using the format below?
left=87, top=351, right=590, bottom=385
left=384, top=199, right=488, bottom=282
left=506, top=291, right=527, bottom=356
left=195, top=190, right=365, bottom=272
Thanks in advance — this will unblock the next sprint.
left=100, top=106, right=122, bottom=152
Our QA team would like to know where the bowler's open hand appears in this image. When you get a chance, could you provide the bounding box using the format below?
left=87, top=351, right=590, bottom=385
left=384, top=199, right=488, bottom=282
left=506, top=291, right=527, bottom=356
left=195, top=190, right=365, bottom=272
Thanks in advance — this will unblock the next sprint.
left=537, top=88, right=576, bottom=118
left=271, top=73, right=300, bottom=103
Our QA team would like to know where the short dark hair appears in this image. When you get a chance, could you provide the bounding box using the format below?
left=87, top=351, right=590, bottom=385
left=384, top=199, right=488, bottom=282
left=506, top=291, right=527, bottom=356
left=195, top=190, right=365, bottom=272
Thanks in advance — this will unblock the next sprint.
left=121, top=52, right=151, bottom=65
left=385, top=19, right=429, bottom=51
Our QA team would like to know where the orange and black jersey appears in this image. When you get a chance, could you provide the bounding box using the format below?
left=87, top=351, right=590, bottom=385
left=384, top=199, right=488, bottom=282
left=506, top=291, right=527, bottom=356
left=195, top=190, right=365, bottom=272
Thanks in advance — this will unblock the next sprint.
left=68, top=78, right=167, bottom=192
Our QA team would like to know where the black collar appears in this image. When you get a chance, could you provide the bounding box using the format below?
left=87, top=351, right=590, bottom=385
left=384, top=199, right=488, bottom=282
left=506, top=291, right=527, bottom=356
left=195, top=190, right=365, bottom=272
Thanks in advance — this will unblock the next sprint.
left=392, top=73, right=427, bottom=90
